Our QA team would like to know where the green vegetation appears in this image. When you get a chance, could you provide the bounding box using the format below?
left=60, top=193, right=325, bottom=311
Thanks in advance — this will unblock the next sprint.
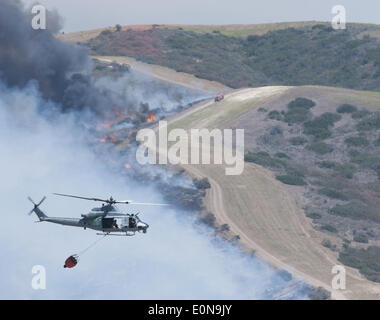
left=201, top=212, right=216, bottom=226
left=329, top=201, right=380, bottom=222
left=274, top=152, right=290, bottom=159
left=352, top=109, right=370, bottom=119
left=303, top=113, right=341, bottom=140
left=287, top=98, right=316, bottom=110
left=268, top=110, right=282, bottom=120
left=345, top=136, right=369, bottom=147
left=306, top=212, right=322, bottom=219
left=349, top=150, right=380, bottom=177
left=337, top=104, right=357, bottom=114
left=353, top=233, right=369, bottom=243
left=375, top=135, right=380, bottom=146
left=356, top=114, right=380, bottom=131
left=322, top=239, right=332, bottom=249
left=333, top=163, right=356, bottom=179
left=321, top=224, right=338, bottom=233
left=283, top=98, right=315, bottom=124
left=317, top=161, right=355, bottom=178
left=88, top=25, right=380, bottom=90
left=306, top=142, right=333, bottom=155
left=276, top=168, right=307, bottom=186
left=339, top=246, right=380, bottom=282
left=244, top=151, right=285, bottom=168
left=290, top=136, right=308, bottom=146
left=316, top=161, right=337, bottom=169
left=220, top=224, right=230, bottom=232
left=308, top=287, right=331, bottom=300
left=193, top=178, right=211, bottom=189
left=318, top=188, right=348, bottom=200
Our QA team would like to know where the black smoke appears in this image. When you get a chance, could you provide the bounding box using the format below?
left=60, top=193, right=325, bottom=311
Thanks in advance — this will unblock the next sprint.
left=0, top=0, right=113, bottom=113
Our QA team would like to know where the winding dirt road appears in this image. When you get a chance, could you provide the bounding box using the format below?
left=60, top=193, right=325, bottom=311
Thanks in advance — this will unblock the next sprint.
left=150, top=87, right=380, bottom=300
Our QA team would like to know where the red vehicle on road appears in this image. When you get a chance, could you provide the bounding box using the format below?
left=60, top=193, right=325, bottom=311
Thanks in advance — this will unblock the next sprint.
left=215, top=93, right=224, bottom=102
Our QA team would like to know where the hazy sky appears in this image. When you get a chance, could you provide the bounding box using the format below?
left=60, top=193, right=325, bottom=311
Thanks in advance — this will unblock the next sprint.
left=23, top=0, right=380, bottom=33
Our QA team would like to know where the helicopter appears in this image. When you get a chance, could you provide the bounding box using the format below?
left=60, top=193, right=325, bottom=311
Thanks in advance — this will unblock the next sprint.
left=28, top=193, right=168, bottom=236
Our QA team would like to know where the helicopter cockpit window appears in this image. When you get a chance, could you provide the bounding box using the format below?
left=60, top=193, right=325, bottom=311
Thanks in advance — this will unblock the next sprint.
left=129, top=216, right=137, bottom=228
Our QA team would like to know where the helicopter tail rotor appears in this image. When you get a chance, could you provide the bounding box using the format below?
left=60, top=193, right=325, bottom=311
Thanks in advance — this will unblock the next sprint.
left=27, top=196, right=47, bottom=220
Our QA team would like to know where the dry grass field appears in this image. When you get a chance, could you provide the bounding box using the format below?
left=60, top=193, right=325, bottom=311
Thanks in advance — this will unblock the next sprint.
left=151, top=87, right=380, bottom=299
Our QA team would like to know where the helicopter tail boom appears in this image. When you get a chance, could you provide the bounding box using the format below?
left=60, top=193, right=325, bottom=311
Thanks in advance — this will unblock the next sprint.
left=28, top=196, right=48, bottom=221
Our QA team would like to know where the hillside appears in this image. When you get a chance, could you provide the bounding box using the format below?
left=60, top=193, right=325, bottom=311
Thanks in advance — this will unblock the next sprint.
left=154, top=86, right=380, bottom=299
left=57, top=22, right=329, bottom=42
left=80, top=23, right=380, bottom=91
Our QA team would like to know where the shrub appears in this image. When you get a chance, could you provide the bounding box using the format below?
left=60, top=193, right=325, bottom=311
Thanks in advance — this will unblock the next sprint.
left=220, top=224, right=230, bottom=232
left=275, top=152, right=290, bottom=159
left=277, top=269, right=292, bottom=281
left=283, top=98, right=316, bottom=124
left=329, top=201, right=378, bottom=222
left=356, top=114, right=380, bottom=131
left=270, top=126, right=283, bottom=135
left=337, top=104, right=357, bottom=114
left=333, top=163, right=356, bottom=179
left=352, top=109, right=370, bottom=119
left=290, top=136, right=308, bottom=146
left=319, top=112, right=342, bottom=125
left=202, top=212, right=216, bottom=226
left=345, top=136, right=369, bottom=147
left=193, top=178, right=211, bottom=189
left=284, top=107, right=310, bottom=124
left=350, top=151, right=380, bottom=176
left=317, top=161, right=337, bottom=169
left=268, top=110, right=282, bottom=120
left=375, top=135, right=380, bottom=146
left=244, top=151, right=285, bottom=168
left=321, top=224, right=338, bottom=233
left=308, top=287, right=331, bottom=300
left=100, top=29, right=112, bottom=36
left=318, top=188, right=348, bottom=200
left=322, top=239, right=332, bottom=248
left=304, top=126, right=332, bottom=140
left=353, top=233, right=369, bottom=243
left=276, top=173, right=306, bottom=186
left=339, top=246, right=380, bottom=282
left=306, top=142, right=333, bottom=155
left=288, top=98, right=316, bottom=110
left=306, top=212, right=322, bottom=219
left=303, top=113, right=341, bottom=140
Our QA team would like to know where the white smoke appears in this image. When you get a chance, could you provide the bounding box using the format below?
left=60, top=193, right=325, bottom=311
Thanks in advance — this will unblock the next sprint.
left=94, top=69, right=209, bottom=113
left=0, top=80, right=310, bottom=299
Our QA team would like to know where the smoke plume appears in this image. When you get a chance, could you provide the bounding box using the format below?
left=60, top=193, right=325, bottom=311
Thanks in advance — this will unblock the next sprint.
left=0, top=0, right=310, bottom=299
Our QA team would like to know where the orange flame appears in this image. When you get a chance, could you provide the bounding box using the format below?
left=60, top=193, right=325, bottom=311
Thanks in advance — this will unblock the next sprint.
left=124, top=163, right=131, bottom=169
left=146, top=112, right=157, bottom=123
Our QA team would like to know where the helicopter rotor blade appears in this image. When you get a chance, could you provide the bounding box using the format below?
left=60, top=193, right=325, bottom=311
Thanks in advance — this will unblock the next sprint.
left=36, top=196, right=46, bottom=207
left=53, top=193, right=169, bottom=206
left=53, top=193, right=109, bottom=203
left=122, top=201, right=169, bottom=206
left=27, top=196, right=36, bottom=206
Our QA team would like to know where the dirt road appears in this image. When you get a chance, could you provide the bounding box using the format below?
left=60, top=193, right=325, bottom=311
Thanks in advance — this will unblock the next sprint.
left=92, top=55, right=230, bottom=93
left=150, top=87, right=380, bottom=300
